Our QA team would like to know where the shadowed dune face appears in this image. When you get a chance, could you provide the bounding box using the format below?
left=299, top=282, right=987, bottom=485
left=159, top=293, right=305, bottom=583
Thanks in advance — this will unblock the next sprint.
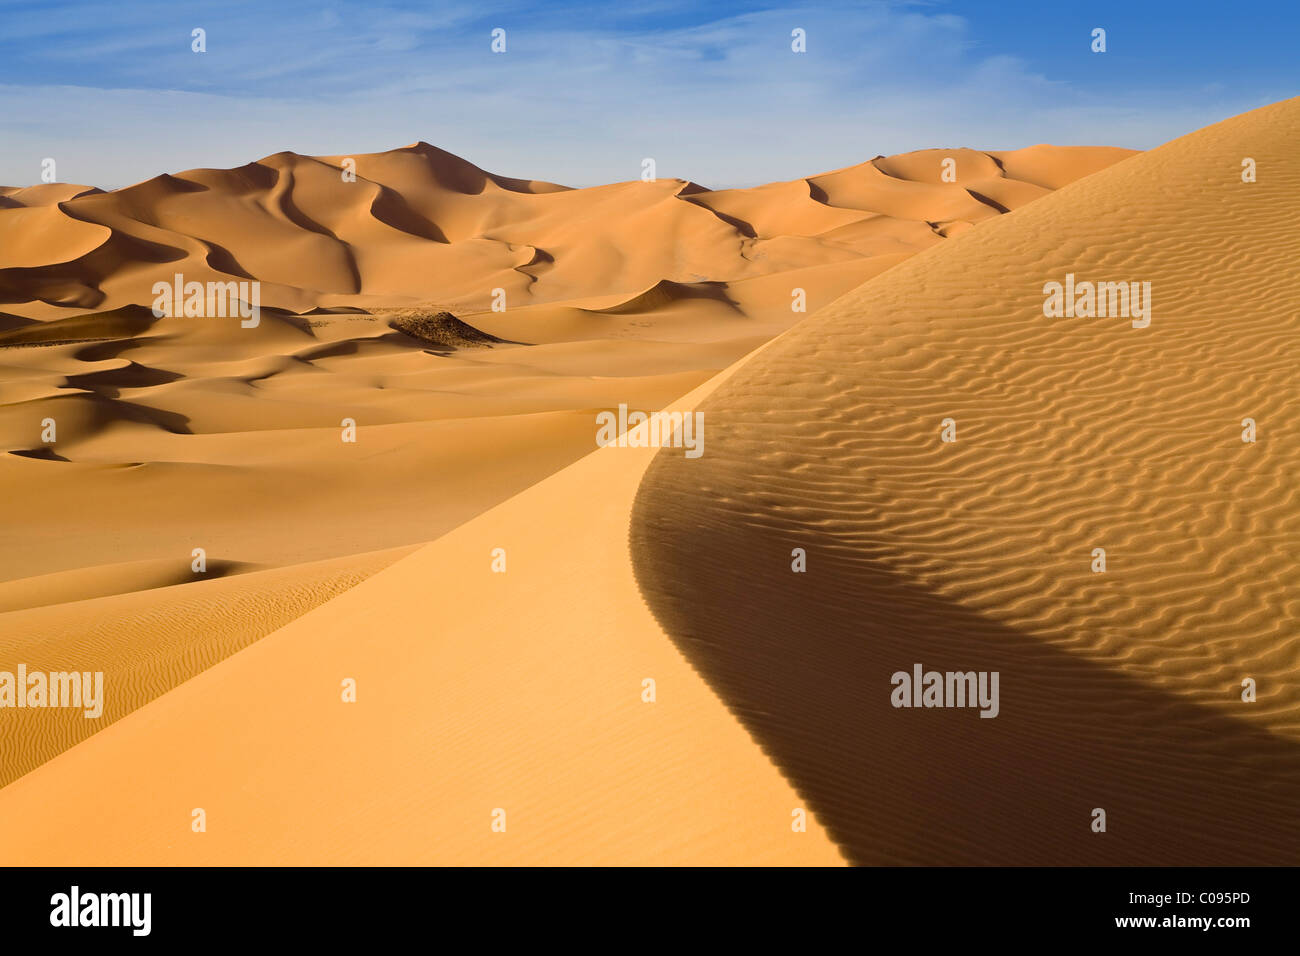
left=629, top=512, right=1300, bottom=865
left=630, top=97, right=1300, bottom=865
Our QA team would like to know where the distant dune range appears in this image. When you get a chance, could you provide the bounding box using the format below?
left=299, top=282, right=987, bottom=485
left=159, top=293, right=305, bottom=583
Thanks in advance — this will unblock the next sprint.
left=3, top=96, right=1295, bottom=865
left=0, top=141, right=1131, bottom=788
left=0, top=142, right=1129, bottom=321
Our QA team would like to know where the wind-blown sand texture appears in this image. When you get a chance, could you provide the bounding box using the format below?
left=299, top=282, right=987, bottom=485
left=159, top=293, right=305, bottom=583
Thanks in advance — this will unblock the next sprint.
left=631, top=96, right=1300, bottom=864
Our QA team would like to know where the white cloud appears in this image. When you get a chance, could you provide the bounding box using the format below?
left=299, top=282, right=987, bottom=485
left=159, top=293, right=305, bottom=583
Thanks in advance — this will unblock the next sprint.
left=0, top=2, right=1275, bottom=189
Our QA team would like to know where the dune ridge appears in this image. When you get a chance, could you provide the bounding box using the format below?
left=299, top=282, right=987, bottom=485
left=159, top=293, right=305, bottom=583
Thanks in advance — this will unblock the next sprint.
left=0, top=544, right=413, bottom=788
left=0, top=356, right=849, bottom=865
left=0, top=143, right=1133, bottom=320
left=630, top=96, right=1300, bottom=864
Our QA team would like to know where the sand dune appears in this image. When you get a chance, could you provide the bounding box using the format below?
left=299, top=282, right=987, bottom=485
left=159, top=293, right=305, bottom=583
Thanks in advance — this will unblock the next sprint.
left=0, top=545, right=410, bottom=788
left=0, top=365, right=847, bottom=865
left=1, top=143, right=1130, bottom=320
left=0, top=101, right=1282, bottom=865
left=0, top=131, right=1150, bottom=860
left=631, top=97, right=1300, bottom=864
left=0, top=142, right=1122, bottom=770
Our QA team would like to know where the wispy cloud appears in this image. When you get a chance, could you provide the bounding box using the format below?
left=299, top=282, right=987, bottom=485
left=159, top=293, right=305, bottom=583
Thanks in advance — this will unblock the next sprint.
left=0, top=0, right=1288, bottom=188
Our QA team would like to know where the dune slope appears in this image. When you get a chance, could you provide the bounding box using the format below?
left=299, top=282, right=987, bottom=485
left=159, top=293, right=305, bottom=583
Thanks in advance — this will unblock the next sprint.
left=0, top=361, right=846, bottom=865
left=631, top=96, right=1300, bottom=864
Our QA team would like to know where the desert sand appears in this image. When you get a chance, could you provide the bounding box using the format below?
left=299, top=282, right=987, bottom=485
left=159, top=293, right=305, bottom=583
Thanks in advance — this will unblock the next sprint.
left=0, top=140, right=1127, bottom=798
left=6, top=97, right=1290, bottom=865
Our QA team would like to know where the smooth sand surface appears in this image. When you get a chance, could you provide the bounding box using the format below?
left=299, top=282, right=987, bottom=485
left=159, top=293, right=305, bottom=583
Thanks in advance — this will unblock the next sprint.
left=0, top=545, right=412, bottom=788
left=0, top=361, right=850, bottom=865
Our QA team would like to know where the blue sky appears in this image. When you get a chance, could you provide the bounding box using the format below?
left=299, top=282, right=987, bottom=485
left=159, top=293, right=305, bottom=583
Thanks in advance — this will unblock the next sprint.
left=1, top=0, right=1296, bottom=189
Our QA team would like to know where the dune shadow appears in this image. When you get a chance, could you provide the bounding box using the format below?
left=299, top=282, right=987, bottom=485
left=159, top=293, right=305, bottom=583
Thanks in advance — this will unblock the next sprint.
left=629, top=465, right=1300, bottom=865
left=680, top=196, right=758, bottom=239
left=62, top=361, right=183, bottom=396
left=54, top=392, right=193, bottom=435
left=9, top=446, right=69, bottom=462
left=202, top=239, right=258, bottom=280
left=72, top=337, right=150, bottom=362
